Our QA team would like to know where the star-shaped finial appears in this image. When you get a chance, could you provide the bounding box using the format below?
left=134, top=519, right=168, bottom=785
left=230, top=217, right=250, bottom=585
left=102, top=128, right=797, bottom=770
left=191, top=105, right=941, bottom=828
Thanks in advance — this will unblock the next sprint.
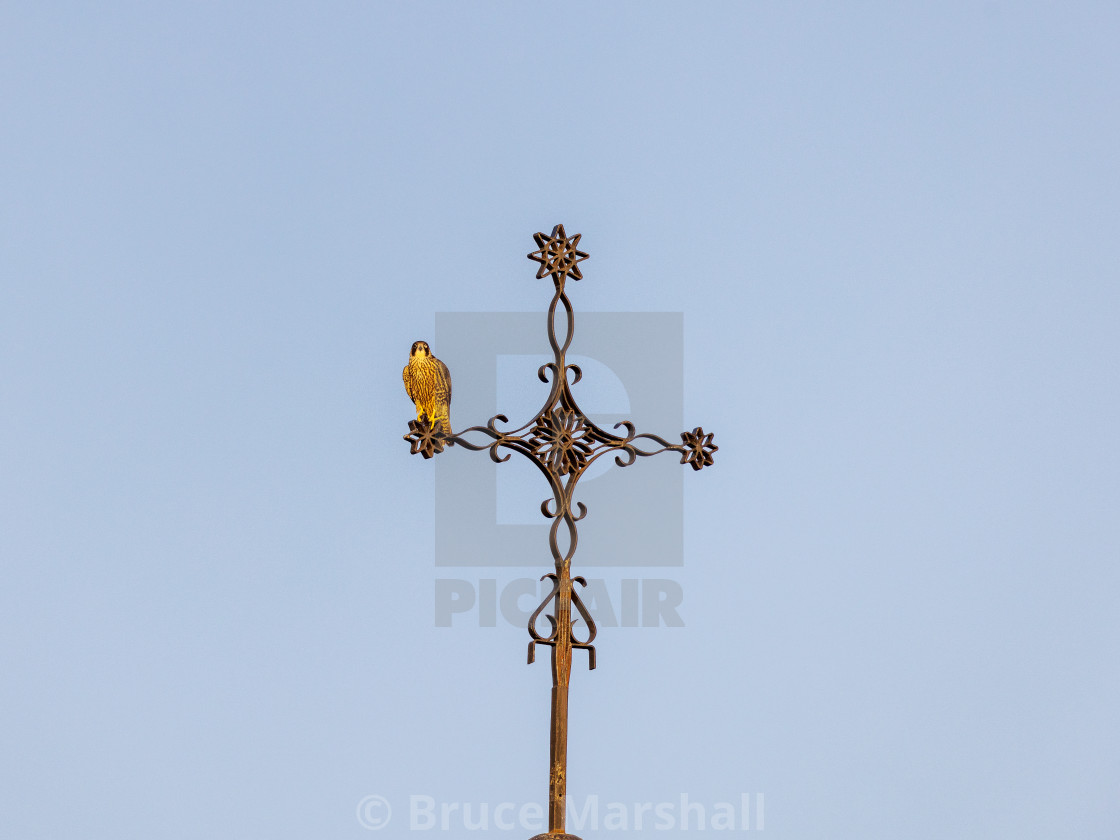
left=680, top=427, right=717, bottom=471
left=527, top=224, right=589, bottom=282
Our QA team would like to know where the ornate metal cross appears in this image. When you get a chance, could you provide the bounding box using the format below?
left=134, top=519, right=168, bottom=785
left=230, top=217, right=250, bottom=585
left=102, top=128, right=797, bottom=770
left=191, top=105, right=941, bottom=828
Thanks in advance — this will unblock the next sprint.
left=404, top=224, right=716, bottom=840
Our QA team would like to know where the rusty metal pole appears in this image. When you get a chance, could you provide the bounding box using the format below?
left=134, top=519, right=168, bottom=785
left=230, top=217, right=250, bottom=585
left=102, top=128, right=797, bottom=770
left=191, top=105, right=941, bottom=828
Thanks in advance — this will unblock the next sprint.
left=547, top=569, right=573, bottom=834
left=403, top=225, right=717, bottom=840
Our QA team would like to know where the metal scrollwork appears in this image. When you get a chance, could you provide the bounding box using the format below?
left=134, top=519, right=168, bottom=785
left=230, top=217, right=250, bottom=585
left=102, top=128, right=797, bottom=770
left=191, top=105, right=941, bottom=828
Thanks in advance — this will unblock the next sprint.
left=403, top=225, right=716, bottom=840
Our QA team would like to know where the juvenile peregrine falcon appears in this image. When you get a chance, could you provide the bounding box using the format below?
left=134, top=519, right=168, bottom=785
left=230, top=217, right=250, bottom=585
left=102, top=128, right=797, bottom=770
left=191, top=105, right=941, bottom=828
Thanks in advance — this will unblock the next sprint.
left=403, top=340, right=452, bottom=433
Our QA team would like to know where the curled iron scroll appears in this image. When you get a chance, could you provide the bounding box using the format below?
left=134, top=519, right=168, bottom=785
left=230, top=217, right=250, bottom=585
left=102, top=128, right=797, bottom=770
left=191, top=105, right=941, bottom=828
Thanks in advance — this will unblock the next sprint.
left=527, top=574, right=597, bottom=670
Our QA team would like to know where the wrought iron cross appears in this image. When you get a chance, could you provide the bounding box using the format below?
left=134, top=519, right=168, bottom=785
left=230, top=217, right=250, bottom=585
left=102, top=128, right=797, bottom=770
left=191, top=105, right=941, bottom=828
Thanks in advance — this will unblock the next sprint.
left=404, top=225, right=716, bottom=840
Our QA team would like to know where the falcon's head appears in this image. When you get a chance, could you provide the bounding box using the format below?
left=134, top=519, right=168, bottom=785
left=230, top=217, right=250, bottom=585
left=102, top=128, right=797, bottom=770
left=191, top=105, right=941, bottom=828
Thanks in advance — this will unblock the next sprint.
left=410, top=340, right=431, bottom=358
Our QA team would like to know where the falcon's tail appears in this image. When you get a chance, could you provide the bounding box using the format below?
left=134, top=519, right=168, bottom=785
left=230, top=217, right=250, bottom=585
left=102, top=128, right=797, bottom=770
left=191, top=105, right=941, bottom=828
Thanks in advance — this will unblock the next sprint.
left=431, top=411, right=452, bottom=439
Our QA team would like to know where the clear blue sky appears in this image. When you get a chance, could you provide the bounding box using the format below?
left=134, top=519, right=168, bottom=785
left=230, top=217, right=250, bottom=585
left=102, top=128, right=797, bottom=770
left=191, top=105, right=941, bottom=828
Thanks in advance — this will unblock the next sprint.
left=2, top=3, right=1118, bottom=838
